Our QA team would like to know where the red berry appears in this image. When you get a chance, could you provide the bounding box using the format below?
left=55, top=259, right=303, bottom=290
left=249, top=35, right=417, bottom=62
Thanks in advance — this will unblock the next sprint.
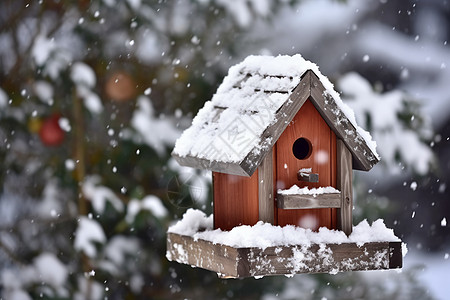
left=39, top=114, right=65, bottom=146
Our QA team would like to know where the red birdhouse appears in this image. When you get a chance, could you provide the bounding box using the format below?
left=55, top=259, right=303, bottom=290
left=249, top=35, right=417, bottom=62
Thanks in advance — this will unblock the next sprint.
left=167, top=55, right=403, bottom=278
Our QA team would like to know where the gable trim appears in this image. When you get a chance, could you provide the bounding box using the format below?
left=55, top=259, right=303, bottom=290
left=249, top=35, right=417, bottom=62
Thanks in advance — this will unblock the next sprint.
left=309, top=72, right=379, bottom=171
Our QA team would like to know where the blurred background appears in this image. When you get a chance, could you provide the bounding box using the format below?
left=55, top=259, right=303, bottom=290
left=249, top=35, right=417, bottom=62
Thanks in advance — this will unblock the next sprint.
left=0, top=0, right=449, bottom=299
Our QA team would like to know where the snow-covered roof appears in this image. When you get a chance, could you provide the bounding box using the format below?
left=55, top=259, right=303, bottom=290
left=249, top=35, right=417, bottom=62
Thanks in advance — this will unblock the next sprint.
left=173, top=54, right=379, bottom=176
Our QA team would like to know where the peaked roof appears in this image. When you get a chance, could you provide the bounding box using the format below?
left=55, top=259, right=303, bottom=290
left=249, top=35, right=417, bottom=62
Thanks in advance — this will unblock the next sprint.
left=172, top=55, right=379, bottom=176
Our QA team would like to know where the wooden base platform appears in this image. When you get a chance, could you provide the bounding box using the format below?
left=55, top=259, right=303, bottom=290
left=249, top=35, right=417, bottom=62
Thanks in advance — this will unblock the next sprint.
left=166, top=232, right=402, bottom=278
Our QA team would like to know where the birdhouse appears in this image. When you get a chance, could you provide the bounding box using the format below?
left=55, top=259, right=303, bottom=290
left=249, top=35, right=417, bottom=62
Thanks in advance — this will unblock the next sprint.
left=167, top=55, right=403, bottom=278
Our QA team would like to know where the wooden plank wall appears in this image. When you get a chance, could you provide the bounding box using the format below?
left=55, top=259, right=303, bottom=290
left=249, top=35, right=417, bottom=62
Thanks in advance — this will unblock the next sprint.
left=213, top=171, right=259, bottom=231
left=275, top=100, right=337, bottom=230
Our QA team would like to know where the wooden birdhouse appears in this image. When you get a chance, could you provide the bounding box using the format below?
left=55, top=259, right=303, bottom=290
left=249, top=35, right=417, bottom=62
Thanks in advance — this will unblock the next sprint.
left=167, top=55, right=403, bottom=278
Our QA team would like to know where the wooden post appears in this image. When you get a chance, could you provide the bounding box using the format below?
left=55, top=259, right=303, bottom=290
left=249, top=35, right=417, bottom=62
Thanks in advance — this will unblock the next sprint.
left=336, top=139, right=353, bottom=235
left=258, top=149, right=274, bottom=224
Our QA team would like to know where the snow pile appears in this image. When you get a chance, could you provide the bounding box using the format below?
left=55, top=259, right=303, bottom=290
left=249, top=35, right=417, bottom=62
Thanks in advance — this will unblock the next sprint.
left=173, top=54, right=379, bottom=165
left=32, top=35, right=55, bottom=66
left=99, top=235, right=141, bottom=276
left=33, top=253, right=68, bottom=288
left=37, top=180, right=63, bottom=218
left=82, top=175, right=124, bottom=213
left=130, top=96, right=180, bottom=156
left=1, top=252, right=69, bottom=299
left=168, top=209, right=400, bottom=249
left=74, top=276, right=103, bottom=300
left=74, top=217, right=106, bottom=257
left=278, top=185, right=340, bottom=196
left=168, top=208, right=213, bottom=236
left=126, top=195, right=168, bottom=223
left=70, top=62, right=103, bottom=114
left=33, top=80, right=54, bottom=105
left=104, top=236, right=140, bottom=266
left=0, top=88, right=8, bottom=108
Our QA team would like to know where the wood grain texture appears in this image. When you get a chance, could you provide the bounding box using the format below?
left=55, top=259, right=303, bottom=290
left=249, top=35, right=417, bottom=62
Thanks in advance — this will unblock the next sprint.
left=213, top=171, right=259, bottom=231
left=166, top=232, right=240, bottom=277
left=258, top=149, right=274, bottom=224
left=173, top=153, right=252, bottom=177
left=167, top=232, right=403, bottom=278
left=336, top=139, right=353, bottom=235
left=309, top=72, right=379, bottom=171
left=277, top=193, right=341, bottom=209
left=275, top=99, right=337, bottom=230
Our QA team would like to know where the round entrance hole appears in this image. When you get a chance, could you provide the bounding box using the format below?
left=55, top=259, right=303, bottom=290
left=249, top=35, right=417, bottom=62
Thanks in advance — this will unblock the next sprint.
left=292, top=137, right=312, bottom=160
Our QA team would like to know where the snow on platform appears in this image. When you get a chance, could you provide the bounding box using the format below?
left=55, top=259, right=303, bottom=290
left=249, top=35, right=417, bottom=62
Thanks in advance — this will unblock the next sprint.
left=278, top=185, right=340, bottom=196
left=166, top=209, right=403, bottom=278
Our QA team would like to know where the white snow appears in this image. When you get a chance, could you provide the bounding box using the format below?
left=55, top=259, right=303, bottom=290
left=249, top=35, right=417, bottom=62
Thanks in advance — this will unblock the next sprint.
left=104, top=235, right=140, bottom=266
left=126, top=0, right=141, bottom=11
left=74, top=217, right=106, bottom=257
left=37, top=180, right=62, bottom=218
left=70, top=62, right=96, bottom=88
left=130, top=96, right=180, bottom=155
left=216, top=0, right=252, bottom=28
left=76, top=85, right=103, bottom=114
left=33, top=81, right=54, bottom=105
left=0, top=88, right=7, bottom=108
left=215, top=0, right=270, bottom=28
left=3, top=289, right=32, bottom=300
left=339, top=73, right=433, bottom=175
left=70, top=62, right=103, bottom=114
left=0, top=252, right=69, bottom=299
left=168, top=209, right=400, bottom=249
left=406, top=250, right=450, bottom=300
left=82, top=175, right=124, bottom=213
left=126, top=195, right=168, bottom=223
left=33, top=252, right=68, bottom=288
left=32, top=35, right=55, bottom=66
left=168, top=208, right=213, bottom=236
left=65, top=159, right=75, bottom=171
left=74, top=276, right=103, bottom=300
left=58, top=118, right=71, bottom=132
left=278, top=185, right=340, bottom=196
left=136, top=30, right=166, bottom=64
left=173, top=54, right=379, bottom=165
left=441, top=218, right=447, bottom=227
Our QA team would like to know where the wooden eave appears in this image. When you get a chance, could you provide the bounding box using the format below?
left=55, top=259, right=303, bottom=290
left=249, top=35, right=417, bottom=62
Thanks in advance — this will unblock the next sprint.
left=172, top=70, right=379, bottom=176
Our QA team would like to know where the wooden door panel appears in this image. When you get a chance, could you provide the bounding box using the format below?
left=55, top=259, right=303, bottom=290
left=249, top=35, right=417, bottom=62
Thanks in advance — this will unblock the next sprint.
left=276, top=99, right=336, bottom=230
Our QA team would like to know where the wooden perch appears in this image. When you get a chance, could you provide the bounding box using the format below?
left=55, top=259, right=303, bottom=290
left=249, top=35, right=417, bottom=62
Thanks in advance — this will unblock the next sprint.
left=297, top=171, right=319, bottom=182
left=277, top=192, right=341, bottom=209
